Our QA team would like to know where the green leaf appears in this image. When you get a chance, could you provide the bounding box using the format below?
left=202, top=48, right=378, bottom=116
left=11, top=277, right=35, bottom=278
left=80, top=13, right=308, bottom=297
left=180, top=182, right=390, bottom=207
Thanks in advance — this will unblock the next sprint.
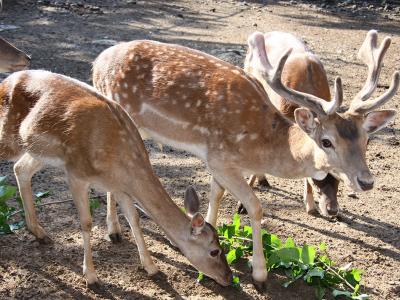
left=226, top=247, right=243, bottom=265
left=0, top=176, right=8, bottom=185
left=232, top=275, right=240, bottom=288
left=89, top=198, right=101, bottom=215
left=262, top=232, right=282, bottom=250
left=233, top=213, right=240, bottom=232
left=276, top=247, right=301, bottom=264
left=0, top=185, right=17, bottom=202
left=285, top=237, right=295, bottom=248
left=304, top=267, right=325, bottom=282
left=243, top=225, right=252, bottom=238
left=319, top=241, right=327, bottom=252
left=332, top=289, right=352, bottom=298
left=197, top=272, right=204, bottom=283
left=301, top=245, right=316, bottom=265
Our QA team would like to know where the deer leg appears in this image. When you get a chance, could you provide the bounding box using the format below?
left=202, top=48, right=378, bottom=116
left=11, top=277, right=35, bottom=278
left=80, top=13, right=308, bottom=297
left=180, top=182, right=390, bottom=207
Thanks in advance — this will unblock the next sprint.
left=68, top=175, right=98, bottom=287
left=106, top=192, right=122, bottom=243
left=257, top=175, right=271, bottom=188
left=115, top=192, right=158, bottom=275
left=13, top=153, right=49, bottom=243
left=205, top=177, right=225, bottom=227
left=304, top=178, right=317, bottom=214
left=247, top=174, right=257, bottom=187
left=208, top=165, right=267, bottom=289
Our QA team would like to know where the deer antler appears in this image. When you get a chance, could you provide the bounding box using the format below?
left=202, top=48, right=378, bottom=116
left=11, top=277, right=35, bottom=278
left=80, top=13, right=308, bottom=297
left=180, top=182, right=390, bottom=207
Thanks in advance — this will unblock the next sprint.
left=247, top=32, right=343, bottom=117
left=348, top=30, right=399, bottom=115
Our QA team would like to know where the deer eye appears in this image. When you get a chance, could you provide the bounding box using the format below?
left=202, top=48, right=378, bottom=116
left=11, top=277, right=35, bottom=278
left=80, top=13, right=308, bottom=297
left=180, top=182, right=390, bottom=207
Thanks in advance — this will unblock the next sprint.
left=210, top=249, right=220, bottom=257
left=322, top=139, right=332, bottom=148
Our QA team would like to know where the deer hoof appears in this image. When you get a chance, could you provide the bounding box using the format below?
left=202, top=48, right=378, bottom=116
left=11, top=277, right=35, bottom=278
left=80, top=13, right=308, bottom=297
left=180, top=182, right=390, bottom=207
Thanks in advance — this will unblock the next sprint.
left=253, top=278, right=267, bottom=292
left=237, top=203, right=248, bottom=215
left=258, top=178, right=271, bottom=188
left=37, top=235, right=53, bottom=245
left=87, top=281, right=102, bottom=292
left=108, top=233, right=122, bottom=243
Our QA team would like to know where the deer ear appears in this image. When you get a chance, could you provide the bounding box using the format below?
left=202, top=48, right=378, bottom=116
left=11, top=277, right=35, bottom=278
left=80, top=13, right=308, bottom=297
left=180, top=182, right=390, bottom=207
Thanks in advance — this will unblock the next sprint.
left=184, top=186, right=200, bottom=217
left=247, top=31, right=271, bottom=73
left=363, top=109, right=396, bottom=134
left=294, top=108, right=317, bottom=135
left=190, top=212, right=205, bottom=236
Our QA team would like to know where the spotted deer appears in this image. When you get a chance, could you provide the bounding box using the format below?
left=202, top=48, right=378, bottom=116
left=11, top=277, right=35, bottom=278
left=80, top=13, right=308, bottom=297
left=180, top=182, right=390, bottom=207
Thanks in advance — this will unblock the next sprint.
left=244, top=30, right=396, bottom=217
left=0, top=70, right=232, bottom=287
left=92, top=32, right=398, bottom=288
left=0, top=37, right=30, bottom=72
left=243, top=31, right=343, bottom=216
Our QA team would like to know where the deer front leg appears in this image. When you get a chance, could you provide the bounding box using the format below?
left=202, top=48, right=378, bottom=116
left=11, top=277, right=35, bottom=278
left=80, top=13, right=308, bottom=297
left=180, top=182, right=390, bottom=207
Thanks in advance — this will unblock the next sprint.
left=208, top=165, right=267, bottom=289
left=68, top=175, right=98, bottom=288
left=304, top=178, right=317, bottom=214
left=115, top=192, right=158, bottom=276
left=205, top=177, right=225, bottom=227
left=13, top=153, right=50, bottom=243
left=106, top=192, right=122, bottom=243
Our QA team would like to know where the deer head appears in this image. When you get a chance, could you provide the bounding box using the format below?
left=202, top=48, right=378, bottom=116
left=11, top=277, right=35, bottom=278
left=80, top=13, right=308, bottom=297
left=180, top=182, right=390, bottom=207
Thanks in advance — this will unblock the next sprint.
left=247, top=30, right=399, bottom=192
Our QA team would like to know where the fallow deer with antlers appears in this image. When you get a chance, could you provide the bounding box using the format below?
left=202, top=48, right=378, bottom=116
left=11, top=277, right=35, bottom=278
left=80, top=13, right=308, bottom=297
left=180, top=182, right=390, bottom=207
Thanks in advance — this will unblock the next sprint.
left=0, top=70, right=232, bottom=287
left=243, top=30, right=395, bottom=217
left=92, top=31, right=398, bottom=288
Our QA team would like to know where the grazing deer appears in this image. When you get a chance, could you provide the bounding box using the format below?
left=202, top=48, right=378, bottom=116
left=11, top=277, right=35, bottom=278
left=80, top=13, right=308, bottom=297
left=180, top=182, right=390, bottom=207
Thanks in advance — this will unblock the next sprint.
left=92, top=31, right=398, bottom=288
left=0, top=70, right=232, bottom=287
left=0, top=37, right=30, bottom=72
left=242, top=31, right=340, bottom=217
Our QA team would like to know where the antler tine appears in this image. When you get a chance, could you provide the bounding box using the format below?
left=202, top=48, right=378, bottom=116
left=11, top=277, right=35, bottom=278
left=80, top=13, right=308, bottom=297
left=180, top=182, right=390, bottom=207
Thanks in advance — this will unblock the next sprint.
left=247, top=32, right=342, bottom=117
left=354, top=30, right=392, bottom=102
left=349, top=71, right=400, bottom=115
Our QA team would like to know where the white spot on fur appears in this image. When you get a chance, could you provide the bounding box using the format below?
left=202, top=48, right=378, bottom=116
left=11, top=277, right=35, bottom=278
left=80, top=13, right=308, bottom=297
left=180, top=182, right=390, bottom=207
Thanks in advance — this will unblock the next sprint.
left=232, top=70, right=241, bottom=75
left=193, top=125, right=210, bottom=135
left=250, top=133, right=258, bottom=140
left=114, top=93, right=121, bottom=102
left=185, top=102, right=191, bottom=108
left=123, top=82, right=128, bottom=89
left=235, top=133, right=246, bottom=142
left=132, top=85, right=138, bottom=93
left=196, top=100, right=202, bottom=107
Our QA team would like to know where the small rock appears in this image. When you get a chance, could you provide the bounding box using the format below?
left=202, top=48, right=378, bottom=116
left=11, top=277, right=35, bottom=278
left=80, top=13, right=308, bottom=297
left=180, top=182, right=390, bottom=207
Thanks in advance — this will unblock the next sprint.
left=252, top=22, right=257, bottom=27
left=177, top=13, right=184, bottom=18
left=348, top=192, right=358, bottom=199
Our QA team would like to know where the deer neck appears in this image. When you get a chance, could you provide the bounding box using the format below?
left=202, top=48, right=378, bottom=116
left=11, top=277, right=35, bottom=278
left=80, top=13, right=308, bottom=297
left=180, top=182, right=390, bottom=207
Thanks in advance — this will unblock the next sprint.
left=283, top=124, right=328, bottom=179
left=125, top=181, right=190, bottom=247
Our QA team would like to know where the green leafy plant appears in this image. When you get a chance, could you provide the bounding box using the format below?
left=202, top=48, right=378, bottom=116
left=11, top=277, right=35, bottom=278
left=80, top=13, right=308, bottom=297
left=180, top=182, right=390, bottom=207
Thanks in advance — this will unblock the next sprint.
left=215, top=213, right=368, bottom=299
left=0, top=176, right=51, bottom=235
left=89, top=198, right=101, bottom=215
left=0, top=176, right=23, bottom=234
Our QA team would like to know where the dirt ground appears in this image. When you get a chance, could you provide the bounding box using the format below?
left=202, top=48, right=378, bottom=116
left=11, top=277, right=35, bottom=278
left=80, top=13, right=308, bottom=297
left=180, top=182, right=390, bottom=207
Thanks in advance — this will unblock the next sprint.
left=0, top=0, right=399, bottom=299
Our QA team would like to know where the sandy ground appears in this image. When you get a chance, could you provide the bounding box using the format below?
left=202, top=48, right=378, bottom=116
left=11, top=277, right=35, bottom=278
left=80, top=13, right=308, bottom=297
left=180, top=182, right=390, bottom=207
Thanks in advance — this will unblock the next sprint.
left=0, top=0, right=399, bottom=299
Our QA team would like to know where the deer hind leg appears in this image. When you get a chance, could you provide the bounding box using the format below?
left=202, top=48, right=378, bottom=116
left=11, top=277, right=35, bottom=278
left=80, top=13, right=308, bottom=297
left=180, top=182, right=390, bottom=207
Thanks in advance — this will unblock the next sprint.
left=67, top=175, right=98, bottom=287
left=304, top=178, right=317, bottom=214
left=106, top=192, right=122, bottom=243
left=115, top=192, right=158, bottom=275
left=208, top=164, right=267, bottom=288
left=257, top=175, right=271, bottom=188
left=205, top=177, right=225, bottom=227
left=13, top=153, right=50, bottom=243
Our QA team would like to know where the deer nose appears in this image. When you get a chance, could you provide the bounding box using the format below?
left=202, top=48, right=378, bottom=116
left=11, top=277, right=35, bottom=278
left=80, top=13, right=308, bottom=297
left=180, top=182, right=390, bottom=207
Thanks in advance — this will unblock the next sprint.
left=357, top=177, right=374, bottom=191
